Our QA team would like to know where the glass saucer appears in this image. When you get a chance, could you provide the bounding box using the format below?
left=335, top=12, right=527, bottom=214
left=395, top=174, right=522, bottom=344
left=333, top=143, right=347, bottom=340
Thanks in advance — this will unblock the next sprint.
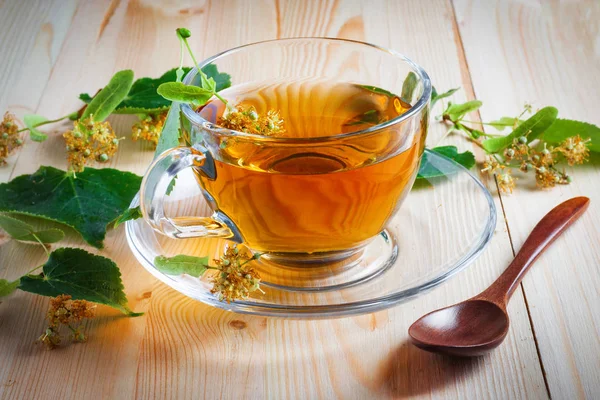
left=126, top=149, right=496, bottom=318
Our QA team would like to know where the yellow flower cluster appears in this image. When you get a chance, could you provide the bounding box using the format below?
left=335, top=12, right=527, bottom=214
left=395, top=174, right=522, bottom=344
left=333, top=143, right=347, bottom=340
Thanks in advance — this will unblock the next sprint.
left=0, top=112, right=23, bottom=164
left=63, top=117, right=119, bottom=172
left=210, top=244, right=262, bottom=303
left=482, top=158, right=516, bottom=194
left=483, top=135, right=590, bottom=192
left=219, top=105, right=285, bottom=136
left=38, top=295, right=95, bottom=350
left=131, top=111, right=168, bottom=147
left=554, top=135, right=590, bottom=166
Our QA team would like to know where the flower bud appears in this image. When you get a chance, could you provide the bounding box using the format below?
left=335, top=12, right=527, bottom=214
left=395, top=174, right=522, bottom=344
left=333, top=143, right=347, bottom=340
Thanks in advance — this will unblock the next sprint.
left=176, top=28, right=191, bottom=39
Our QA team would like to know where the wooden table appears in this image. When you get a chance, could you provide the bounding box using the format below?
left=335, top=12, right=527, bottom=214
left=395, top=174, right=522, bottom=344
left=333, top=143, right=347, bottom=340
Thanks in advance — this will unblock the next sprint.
left=0, top=1, right=598, bottom=398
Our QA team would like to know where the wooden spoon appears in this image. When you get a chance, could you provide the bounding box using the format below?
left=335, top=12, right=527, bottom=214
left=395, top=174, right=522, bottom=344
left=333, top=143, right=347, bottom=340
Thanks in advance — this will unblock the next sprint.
left=408, top=196, right=590, bottom=357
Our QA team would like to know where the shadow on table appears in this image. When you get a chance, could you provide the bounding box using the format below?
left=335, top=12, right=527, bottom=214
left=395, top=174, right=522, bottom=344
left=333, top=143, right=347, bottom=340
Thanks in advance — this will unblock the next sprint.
left=378, top=340, right=481, bottom=397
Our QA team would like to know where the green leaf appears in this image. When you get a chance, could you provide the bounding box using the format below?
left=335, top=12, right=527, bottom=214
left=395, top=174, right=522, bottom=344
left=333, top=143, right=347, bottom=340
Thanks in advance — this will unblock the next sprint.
left=417, top=146, right=476, bottom=179
left=23, top=114, right=48, bottom=142
left=488, top=116, right=521, bottom=131
left=431, top=87, right=459, bottom=108
left=110, top=67, right=191, bottom=114
left=445, top=100, right=482, bottom=121
left=101, top=65, right=230, bottom=114
left=0, top=214, right=64, bottom=244
left=482, top=106, right=558, bottom=153
left=542, top=118, right=600, bottom=152
left=0, top=279, right=19, bottom=297
left=166, top=176, right=177, bottom=196
left=79, top=93, right=93, bottom=103
left=19, top=248, right=141, bottom=315
left=82, top=70, right=135, bottom=122
left=401, top=72, right=418, bottom=103
left=0, top=166, right=142, bottom=248
left=201, top=64, right=231, bottom=93
left=157, top=82, right=212, bottom=104
left=114, top=206, right=142, bottom=228
left=0, top=214, right=33, bottom=238
left=154, top=254, right=209, bottom=277
left=29, top=229, right=65, bottom=244
left=358, top=85, right=396, bottom=97
left=154, top=102, right=181, bottom=157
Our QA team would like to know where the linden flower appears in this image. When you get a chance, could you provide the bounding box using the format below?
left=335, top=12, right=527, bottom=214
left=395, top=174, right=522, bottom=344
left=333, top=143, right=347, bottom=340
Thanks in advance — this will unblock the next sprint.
left=504, top=138, right=530, bottom=162
left=210, top=244, right=262, bottom=303
left=219, top=105, right=285, bottom=136
left=132, top=111, right=168, bottom=147
left=496, top=167, right=516, bottom=194
left=534, top=166, right=561, bottom=189
left=38, top=295, right=95, bottom=350
left=0, top=112, right=23, bottom=164
left=481, top=156, right=501, bottom=174
left=63, top=117, right=119, bottom=172
left=555, top=135, right=590, bottom=166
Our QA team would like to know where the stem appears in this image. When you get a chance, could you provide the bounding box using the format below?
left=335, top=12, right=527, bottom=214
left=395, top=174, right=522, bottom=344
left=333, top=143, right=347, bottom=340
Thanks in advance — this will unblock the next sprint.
left=433, top=125, right=455, bottom=147
left=460, top=120, right=511, bottom=133
left=180, top=35, right=232, bottom=110
left=25, top=264, right=44, bottom=276
left=31, top=233, right=50, bottom=256
left=240, top=253, right=263, bottom=268
left=17, top=115, right=70, bottom=133
left=176, top=39, right=185, bottom=83
left=214, top=92, right=232, bottom=110
left=182, top=38, right=201, bottom=74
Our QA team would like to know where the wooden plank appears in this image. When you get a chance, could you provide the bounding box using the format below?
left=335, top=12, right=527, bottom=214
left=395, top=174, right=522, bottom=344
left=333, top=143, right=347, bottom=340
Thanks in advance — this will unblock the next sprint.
left=452, top=0, right=600, bottom=398
left=0, top=0, right=548, bottom=398
left=0, top=0, right=78, bottom=180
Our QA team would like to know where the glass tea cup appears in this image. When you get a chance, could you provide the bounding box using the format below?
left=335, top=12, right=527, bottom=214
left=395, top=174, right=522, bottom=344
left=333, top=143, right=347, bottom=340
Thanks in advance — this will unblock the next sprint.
left=140, top=38, right=431, bottom=268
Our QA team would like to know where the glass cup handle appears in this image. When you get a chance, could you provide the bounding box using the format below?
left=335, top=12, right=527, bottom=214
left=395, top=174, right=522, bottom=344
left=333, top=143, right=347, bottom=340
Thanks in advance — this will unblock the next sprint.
left=140, top=146, right=236, bottom=239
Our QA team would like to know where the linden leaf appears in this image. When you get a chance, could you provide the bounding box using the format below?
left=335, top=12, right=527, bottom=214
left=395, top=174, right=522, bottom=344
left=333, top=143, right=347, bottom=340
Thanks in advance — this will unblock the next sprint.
left=29, top=229, right=65, bottom=244
left=488, top=116, right=522, bottom=131
left=200, top=64, right=231, bottom=93
left=417, top=146, right=475, bottom=179
left=542, top=119, right=600, bottom=152
left=111, top=67, right=192, bottom=114
left=0, top=166, right=141, bottom=248
left=431, top=87, right=459, bottom=108
left=445, top=100, right=483, bottom=121
left=482, top=106, right=558, bottom=153
left=80, top=66, right=231, bottom=114
left=166, top=176, right=177, bottom=195
left=401, top=72, right=418, bottom=103
left=114, top=206, right=142, bottom=228
left=359, top=85, right=396, bottom=97
left=79, top=93, right=93, bottom=104
left=0, top=214, right=32, bottom=238
left=0, top=214, right=64, bottom=244
left=23, top=114, right=48, bottom=142
left=157, top=82, right=213, bottom=104
left=0, top=279, right=19, bottom=297
left=154, top=254, right=209, bottom=277
left=154, top=102, right=182, bottom=158
left=82, top=70, right=135, bottom=122
left=19, top=248, right=141, bottom=315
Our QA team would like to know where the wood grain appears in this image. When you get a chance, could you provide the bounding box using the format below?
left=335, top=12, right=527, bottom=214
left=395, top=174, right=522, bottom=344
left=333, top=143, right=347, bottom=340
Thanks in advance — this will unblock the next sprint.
left=453, top=1, right=600, bottom=398
left=0, top=0, right=594, bottom=398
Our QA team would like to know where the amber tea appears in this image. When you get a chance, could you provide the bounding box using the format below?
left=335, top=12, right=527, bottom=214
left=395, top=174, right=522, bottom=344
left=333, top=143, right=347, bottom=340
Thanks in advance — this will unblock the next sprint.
left=193, top=80, right=425, bottom=254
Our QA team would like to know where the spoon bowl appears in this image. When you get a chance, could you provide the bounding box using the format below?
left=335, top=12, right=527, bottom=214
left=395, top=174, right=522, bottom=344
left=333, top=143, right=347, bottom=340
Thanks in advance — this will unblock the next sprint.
left=409, top=300, right=509, bottom=356
left=409, top=196, right=589, bottom=357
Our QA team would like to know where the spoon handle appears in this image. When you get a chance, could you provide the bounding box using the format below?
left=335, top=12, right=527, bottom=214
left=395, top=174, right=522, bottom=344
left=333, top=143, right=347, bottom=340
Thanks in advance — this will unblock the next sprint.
left=477, top=196, right=589, bottom=304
